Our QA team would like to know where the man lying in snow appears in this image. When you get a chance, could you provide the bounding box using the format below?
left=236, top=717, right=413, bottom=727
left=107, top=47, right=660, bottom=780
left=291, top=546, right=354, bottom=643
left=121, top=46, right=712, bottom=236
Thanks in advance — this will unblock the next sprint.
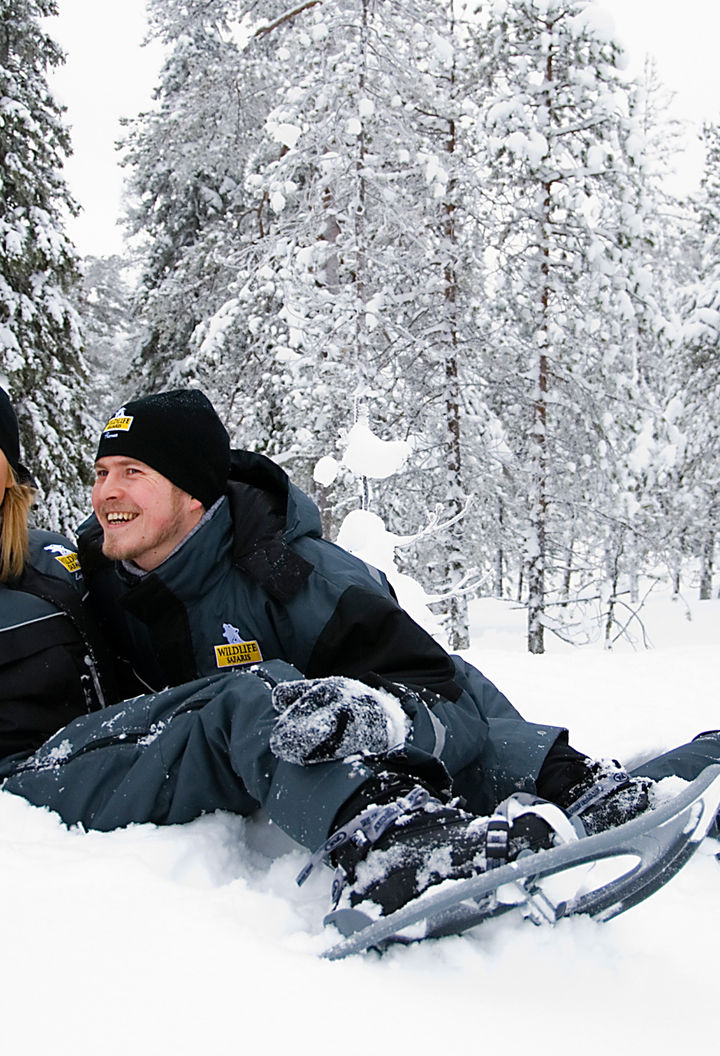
left=2, top=388, right=718, bottom=929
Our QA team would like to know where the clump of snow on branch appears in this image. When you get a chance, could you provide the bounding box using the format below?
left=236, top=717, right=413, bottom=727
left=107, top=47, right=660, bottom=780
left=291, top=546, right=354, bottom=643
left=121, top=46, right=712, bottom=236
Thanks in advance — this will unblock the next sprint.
left=337, top=509, right=446, bottom=640
left=340, top=416, right=413, bottom=479
left=313, top=417, right=443, bottom=636
left=313, top=416, right=479, bottom=642
left=313, top=455, right=340, bottom=488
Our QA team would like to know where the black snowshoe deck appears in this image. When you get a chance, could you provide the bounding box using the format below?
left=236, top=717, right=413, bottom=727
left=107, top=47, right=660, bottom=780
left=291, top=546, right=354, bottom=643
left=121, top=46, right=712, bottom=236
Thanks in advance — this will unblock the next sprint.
left=323, top=764, right=720, bottom=960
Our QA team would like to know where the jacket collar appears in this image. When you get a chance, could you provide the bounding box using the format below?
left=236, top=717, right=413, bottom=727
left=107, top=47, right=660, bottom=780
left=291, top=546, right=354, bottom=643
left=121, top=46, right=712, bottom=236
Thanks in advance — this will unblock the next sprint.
left=117, top=496, right=234, bottom=600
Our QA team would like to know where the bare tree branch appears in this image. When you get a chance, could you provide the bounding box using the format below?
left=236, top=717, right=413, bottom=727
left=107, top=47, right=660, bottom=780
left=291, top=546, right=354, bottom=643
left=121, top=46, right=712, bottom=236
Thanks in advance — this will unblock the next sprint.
left=254, top=1, right=322, bottom=38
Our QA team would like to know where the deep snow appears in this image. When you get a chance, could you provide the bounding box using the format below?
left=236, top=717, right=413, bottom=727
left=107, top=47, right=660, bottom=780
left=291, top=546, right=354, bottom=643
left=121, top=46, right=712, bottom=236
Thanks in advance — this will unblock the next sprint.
left=1, top=587, right=717, bottom=1054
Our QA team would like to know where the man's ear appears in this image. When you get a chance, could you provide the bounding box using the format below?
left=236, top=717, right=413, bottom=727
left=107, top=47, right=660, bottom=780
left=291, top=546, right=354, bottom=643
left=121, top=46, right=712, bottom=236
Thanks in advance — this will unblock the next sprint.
left=189, top=496, right=204, bottom=514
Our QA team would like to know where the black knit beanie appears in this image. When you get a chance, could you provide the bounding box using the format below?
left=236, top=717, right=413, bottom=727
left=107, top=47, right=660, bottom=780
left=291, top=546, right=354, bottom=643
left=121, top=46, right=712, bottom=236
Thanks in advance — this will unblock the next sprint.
left=0, top=387, right=33, bottom=484
left=95, top=389, right=231, bottom=509
left=0, top=388, right=21, bottom=473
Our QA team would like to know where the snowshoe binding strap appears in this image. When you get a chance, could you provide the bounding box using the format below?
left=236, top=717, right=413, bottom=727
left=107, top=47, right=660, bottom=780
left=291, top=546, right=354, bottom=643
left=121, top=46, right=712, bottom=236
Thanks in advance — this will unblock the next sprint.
left=296, top=785, right=432, bottom=886
left=491, top=792, right=581, bottom=850
left=564, top=768, right=631, bottom=820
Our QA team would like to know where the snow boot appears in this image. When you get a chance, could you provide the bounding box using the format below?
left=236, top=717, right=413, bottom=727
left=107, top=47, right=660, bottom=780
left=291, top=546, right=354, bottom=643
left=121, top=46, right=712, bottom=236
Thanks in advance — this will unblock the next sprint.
left=313, top=776, right=578, bottom=923
left=559, top=758, right=652, bottom=835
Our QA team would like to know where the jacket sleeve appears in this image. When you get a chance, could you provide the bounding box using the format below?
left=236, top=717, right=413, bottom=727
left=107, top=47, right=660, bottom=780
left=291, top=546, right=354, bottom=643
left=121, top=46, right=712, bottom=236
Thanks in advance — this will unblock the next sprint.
left=300, top=574, right=569, bottom=797
left=305, top=583, right=461, bottom=698
left=302, top=578, right=495, bottom=777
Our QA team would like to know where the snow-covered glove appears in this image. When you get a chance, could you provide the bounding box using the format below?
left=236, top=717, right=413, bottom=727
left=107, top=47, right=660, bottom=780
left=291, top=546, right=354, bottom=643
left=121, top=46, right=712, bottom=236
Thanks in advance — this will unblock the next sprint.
left=269, top=677, right=410, bottom=766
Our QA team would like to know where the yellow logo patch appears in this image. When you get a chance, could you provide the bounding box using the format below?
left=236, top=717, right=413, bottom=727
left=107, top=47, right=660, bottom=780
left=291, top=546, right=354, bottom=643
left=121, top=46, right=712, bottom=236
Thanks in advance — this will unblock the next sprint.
left=214, top=640, right=263, bottom=668
left=54, top=552, right=80, bottom=573
left=103, top=414, right=134, bottom=433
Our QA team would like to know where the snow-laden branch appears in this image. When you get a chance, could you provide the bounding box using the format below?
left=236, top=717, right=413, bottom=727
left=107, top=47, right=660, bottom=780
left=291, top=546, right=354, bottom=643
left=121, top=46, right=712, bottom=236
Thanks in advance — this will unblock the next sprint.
left=390, top=497, right=475, bottom=550
left=422, top=565, right=487, bottom=603
left=254, top=1, right=322, bottom=38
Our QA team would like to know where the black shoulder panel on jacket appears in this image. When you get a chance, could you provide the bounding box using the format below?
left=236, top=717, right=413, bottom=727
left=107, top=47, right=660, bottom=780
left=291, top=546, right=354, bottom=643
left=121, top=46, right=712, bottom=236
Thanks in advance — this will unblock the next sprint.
left=305, top=585, right=462, bottom=702
left=227, top=478, right=286, bottom=558
left=226, top=474, right=313, bottom=604
left=15, top=561, right=85, bottom=629
left=235, top=536, right=314, bottom=605
left=0, top=609, right=79, bottom=666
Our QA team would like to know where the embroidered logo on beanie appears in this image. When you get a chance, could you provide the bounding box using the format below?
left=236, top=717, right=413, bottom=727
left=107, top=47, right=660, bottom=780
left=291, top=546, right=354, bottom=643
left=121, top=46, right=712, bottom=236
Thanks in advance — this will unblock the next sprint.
left=102, top=407, right=134, bottom=434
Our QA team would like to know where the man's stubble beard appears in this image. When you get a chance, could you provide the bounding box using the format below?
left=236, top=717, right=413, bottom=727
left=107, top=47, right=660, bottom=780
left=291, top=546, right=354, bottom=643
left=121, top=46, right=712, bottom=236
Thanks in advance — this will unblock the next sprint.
left=100, top=489, right=188, bottom=568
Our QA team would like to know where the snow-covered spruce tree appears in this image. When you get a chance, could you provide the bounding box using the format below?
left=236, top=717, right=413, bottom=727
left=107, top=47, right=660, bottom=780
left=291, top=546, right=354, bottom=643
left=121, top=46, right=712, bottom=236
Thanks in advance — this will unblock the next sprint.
left=186, top=0, right=497, bottom=647
left=677, top=122, right=720, bottom=600
left=0, top=0, right=96, bottom=531
left=396, top=0, right=491, bottom=650
left=121, top=0, right=258, bottom=394
left=192, top=0, right=442, bottom=498
left=554, top=63, right=693, bottom=645
left=73, top=255, right=144, bottom=418
left=472, top=0, right=652, bottom=652
left=166, top=0, right=324, bottom=454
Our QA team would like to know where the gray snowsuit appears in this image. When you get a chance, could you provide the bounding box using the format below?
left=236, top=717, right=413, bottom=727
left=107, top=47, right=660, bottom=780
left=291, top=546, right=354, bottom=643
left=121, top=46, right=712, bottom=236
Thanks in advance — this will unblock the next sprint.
left=3, top=450, right=718, bottom=849
left=0, top=530, right=104, bottom=760
left=3, top=659, right=393, bottom=845
left=4, top=451, right=570, bottom=848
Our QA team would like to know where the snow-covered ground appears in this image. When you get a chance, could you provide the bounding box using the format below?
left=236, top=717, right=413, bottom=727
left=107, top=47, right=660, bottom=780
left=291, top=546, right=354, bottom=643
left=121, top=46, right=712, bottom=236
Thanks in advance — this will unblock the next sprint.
left=2, top=589, right=718, bottom=1054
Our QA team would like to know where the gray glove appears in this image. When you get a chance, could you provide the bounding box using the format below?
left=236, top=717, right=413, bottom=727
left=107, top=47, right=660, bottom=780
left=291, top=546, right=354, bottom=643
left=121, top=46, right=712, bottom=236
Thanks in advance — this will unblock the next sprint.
left=269, top=676, right=408, bottom=765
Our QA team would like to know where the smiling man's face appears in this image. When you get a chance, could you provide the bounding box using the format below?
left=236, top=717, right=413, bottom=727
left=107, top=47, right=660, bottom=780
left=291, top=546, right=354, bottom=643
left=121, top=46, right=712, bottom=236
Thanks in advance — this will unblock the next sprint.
left=92, top=455, right=204, bottom=571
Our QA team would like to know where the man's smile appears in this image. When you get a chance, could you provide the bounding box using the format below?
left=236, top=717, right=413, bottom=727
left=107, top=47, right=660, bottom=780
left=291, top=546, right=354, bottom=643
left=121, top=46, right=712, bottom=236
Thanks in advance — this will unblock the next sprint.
left=105, top=511, right=140, bottom=524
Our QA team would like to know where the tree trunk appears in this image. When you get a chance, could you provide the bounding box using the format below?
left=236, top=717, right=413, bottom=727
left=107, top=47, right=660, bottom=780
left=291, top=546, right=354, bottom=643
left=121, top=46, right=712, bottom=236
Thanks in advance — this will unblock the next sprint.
left=604, top=540, right=622, bottom=649
left=445, top=350, right=469, bottom=650
left=526, top=45, right=554, bottom=656
left=442, top=9, right=469, bottom=651
left=495, top=499, right=505, bottom=597
left=699, top=529, right=714, bottom=600
left=352, top=0, right=370, bottom=512
left=561, top=533, right=574, bottom=607
left=527, top=251, right=550, bottom=655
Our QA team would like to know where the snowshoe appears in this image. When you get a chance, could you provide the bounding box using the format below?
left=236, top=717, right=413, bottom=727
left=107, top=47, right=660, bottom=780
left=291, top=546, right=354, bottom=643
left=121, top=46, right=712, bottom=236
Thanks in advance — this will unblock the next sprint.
left=321, top=764, right=720, bottom=959
left=301, top=779, right=578, bottom=947
left=326, top=786, right=573, bottom=919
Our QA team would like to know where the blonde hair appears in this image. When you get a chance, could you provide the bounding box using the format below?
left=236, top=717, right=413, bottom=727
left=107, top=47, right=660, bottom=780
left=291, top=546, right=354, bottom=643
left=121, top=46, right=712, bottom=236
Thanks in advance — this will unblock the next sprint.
left=1, top=467, right=35, bottom=581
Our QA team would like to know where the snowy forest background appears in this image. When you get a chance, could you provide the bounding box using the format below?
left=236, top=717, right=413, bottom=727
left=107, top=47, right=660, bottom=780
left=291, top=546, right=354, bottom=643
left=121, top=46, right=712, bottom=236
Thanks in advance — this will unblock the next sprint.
left=2, top=0, right=719, bottom=655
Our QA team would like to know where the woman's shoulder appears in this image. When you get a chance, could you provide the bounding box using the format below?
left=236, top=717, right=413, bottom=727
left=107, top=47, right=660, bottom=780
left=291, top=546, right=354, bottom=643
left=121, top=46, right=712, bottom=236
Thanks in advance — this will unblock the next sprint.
left=27, top=529, right=82, bottom=579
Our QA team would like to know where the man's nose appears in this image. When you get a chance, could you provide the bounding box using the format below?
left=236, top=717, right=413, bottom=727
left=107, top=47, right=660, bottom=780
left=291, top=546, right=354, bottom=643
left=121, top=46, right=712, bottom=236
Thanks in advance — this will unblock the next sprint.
left=94, top=472, right=122, bottom=499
